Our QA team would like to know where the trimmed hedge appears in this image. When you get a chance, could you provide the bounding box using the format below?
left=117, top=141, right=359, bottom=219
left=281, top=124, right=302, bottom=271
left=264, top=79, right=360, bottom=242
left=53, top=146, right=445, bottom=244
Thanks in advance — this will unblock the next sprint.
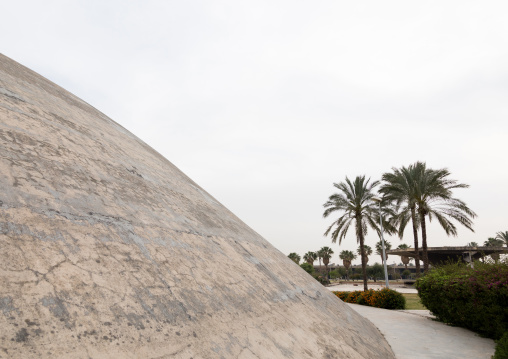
left=332, top=288, right=405, bottom=310
left=415, top=261, right=508, bottom=340
left=494, top=332, right=508, bottom=359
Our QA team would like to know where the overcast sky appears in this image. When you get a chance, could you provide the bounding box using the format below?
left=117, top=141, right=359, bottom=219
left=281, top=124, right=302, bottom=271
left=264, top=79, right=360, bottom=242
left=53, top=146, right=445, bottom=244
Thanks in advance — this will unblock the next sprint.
left=3, top=1, right=508, bottom=265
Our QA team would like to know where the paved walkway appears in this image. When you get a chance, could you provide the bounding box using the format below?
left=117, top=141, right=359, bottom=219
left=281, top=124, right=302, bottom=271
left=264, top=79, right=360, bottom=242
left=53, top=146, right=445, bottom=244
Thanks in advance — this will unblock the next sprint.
left=347, top=304, right=496, bottom=359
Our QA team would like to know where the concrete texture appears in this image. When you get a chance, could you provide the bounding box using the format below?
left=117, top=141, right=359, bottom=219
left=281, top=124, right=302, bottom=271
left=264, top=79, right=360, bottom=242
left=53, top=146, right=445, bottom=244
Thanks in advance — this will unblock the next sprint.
left=0, top=53, right=395, bottom=358
left=347, top=304, right=496, bottom=359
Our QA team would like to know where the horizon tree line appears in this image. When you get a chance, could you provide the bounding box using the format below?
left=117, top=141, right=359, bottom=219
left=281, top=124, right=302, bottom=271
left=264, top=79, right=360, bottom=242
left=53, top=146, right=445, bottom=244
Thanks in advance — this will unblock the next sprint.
left=288, top=241, right=414, bottom=281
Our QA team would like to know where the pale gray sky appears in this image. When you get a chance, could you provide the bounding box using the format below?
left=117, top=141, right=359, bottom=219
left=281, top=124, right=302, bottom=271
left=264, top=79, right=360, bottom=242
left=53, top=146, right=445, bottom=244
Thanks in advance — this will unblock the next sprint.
left=3, top=1, right=508, bottom=265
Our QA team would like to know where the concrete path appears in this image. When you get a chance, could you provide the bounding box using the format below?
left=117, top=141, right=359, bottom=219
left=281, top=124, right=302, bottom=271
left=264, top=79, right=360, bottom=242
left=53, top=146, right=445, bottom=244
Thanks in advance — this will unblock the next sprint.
left=347, top=304, right=496, bottom=359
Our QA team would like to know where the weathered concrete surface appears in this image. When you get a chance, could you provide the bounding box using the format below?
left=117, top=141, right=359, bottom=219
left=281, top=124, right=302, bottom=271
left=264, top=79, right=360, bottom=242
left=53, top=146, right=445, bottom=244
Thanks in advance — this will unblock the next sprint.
left=0, top=53, right=395, bottom=359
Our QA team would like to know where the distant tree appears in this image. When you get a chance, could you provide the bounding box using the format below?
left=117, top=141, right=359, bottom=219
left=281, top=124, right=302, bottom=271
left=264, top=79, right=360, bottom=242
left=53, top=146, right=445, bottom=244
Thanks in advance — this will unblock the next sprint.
left=323, top=176, right=383, bottom=291
left=303, top=251, right=318, bottom=265
left=339, top=250, right=356, bottom=280
left=300, top=262, right=314, bottom=274
left=495, top=231, right=508, bottom=246
left=402, top=269, right=412, bottom=279
left=367, top=263, right=384, bottom=282
left=317, top=250, right=323, bottom=267
left=319, top=246, right=334, bottom=278
left=329, top=268, right=344, bottom=279
left=484, top=238, right=504, bottom=247
left=375, top=240, right=392, bottom=263
left=392, top=270, right=401, bottom=281
left=357, top=245, right=372, bottom=264
left=351, top=273, right=362, bottom=281
left=467, top=242, right=479, bottom=247
left=397, top=243, right=411, bottom=270
left=288, top=252, right=301, bottom=264
left=337, top=266, right=348, bottom=278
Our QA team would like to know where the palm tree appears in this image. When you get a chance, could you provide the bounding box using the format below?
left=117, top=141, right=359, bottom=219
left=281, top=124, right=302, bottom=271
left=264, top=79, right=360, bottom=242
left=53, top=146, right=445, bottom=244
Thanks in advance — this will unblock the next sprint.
left=340, top=250, right=357, bottom=279
left=375, top=240, right=392, bottom=263
left=397, top=243, right=411, bottom=270
left=319, top=246, right=334, bottom=279
left=323, top=175, right=382, bottom=291
left=288, top=252, right=300, bottom=264
left=303, top=251, right=317, bottom=265
left=467, top=242, right=479, bottom=247
left=317, top=250, right=323, bottom=267
left=380, top=164, right=422, bottom=276
left=484, top=238, right=503, bottom=247
left=356, top=245, right=372, bottom=264
left=495, top=231, right=508, bottom=246
left=387, top=162, right=476, bottom=272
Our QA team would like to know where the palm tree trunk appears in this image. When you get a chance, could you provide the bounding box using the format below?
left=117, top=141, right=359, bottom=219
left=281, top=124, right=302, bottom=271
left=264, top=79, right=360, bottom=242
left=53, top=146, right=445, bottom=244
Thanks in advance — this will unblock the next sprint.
left=419, top=210, right=429, bottom=273
left=323, top=257, right=330, bottom=282
left=410, top=206, right=421, bottom=277
left=343, top=261, right=350, bottom=280
left=357, top=216, right=368, bottom=291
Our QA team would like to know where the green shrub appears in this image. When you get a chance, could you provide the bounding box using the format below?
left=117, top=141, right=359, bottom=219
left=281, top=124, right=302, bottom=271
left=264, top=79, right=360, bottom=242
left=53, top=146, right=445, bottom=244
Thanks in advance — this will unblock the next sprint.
left=416, top=260, right=508, bottom=340
left=345, top=291, right=362, bottom=303
left=300, top=262, right=314, bottom=274
left=402, top=269, right=412, bottom=278
left=313, top=273, right=329, bottom=285
left=350, top=273, right=362, bottom=281
left=367, top=263, right=384, bottom=282
left=356, top=289, right=376, bottom=306
left=333, top=291, right=350, bottom=301
left=332, top=289, right=405, bottom=310
left=494, top=332, right=508, bottom=359
left=371, top=288, right=406, bottom=309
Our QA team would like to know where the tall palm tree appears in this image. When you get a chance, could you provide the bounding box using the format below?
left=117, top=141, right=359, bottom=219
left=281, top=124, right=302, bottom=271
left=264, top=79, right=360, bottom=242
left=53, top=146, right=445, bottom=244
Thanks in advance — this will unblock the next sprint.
left=356, top=245, right=372, bottom=264
left=397, top=243, right=411, bottom=270
left=375, top=240, right=392, bottom=263
left=319, top=246, right=334, bottom=279
left=495, top=231, right=508, bottom=246
left=340, top=250, right=357, bottom=279
left=288, top=252, right=300, bottom=264
left=484, top=238, right=504, bottom=247
left=303, top=251, right=317, bottom=265
left=411, top=162, right=476, bottom=272
left=323, top=176, right=381, bottom=291
left=380, top=164, right=422, bottom=276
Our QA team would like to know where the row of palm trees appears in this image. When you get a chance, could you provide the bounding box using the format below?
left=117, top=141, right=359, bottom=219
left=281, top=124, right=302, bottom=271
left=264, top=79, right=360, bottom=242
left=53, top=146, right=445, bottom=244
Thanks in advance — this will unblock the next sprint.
left=290, top=240, right=414, bottom=280
left=288, top=246, right=335, bottom=273
left=333, top=242, right=413, bottom=275
left=323, top=161, right=476, bottom=291
left=466, top=233, right=508, bottom=263
left=467, top=232, right=508, bottom=248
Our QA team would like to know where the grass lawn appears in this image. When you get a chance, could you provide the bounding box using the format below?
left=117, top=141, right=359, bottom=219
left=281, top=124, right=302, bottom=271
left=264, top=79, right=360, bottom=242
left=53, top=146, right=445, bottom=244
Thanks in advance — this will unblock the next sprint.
left=402, top=293, right=427, bottom=310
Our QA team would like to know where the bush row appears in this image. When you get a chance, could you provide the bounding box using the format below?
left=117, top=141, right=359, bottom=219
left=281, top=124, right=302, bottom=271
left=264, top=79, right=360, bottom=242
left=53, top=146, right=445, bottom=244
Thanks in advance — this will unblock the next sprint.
left=415, top=261, right=508, bottom=340
left=332, top=288, right=405, bottom=310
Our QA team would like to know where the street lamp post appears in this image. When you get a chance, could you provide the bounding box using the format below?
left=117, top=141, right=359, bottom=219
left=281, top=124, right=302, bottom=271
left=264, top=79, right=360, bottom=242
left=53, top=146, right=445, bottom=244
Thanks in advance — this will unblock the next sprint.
left=374, top=198, right=390, bottom=289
